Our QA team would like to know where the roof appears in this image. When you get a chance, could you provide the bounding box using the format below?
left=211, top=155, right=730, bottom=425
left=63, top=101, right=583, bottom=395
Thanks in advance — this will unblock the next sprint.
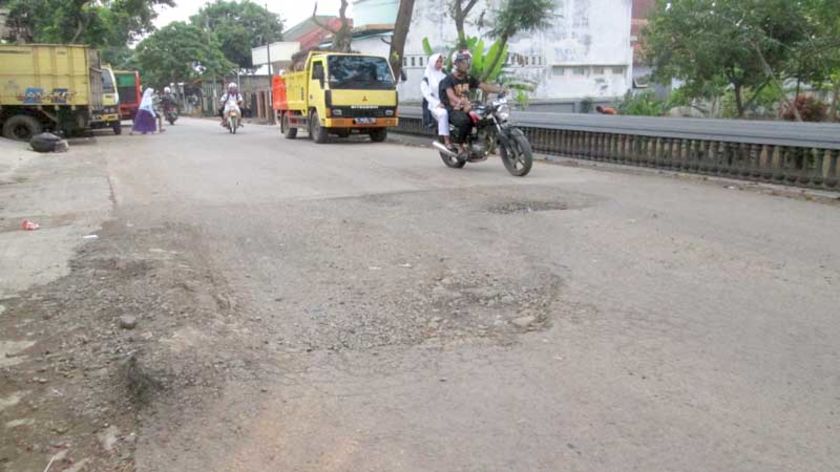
left=284, top=16, right=338, bottom=41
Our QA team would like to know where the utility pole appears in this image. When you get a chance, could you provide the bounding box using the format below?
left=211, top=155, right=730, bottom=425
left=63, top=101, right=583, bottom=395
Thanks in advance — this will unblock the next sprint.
left=265, top=3, right=274, bottom=124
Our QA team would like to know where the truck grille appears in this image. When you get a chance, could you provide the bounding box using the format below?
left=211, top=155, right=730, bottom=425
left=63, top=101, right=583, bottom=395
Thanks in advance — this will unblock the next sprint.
left=331, top=106, right=396, bottom=118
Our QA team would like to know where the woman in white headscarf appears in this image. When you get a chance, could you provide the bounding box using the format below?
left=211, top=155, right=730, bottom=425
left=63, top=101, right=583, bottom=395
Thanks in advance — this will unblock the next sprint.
left=420, top=53, right=452, bottom=148
left=131, top=88, right=158, bottom=135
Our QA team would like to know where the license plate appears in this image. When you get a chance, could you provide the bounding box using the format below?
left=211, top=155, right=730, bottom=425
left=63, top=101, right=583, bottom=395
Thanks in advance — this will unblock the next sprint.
left=356, top=118, right=375, bottom=124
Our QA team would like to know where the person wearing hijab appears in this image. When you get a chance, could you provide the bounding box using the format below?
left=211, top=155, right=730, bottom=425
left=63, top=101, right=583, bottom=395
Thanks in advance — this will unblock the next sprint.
left=131, top=88, right=158, bottom=135
left=420, top=53, right=452, bottom=148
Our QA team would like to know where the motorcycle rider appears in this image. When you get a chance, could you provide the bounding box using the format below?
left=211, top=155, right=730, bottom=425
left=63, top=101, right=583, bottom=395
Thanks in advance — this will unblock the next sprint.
left=220, top=82, right=244, bottom=128
left=162, top=86, right=176, bottom=121
left=439, top=52, right=506, bottom=155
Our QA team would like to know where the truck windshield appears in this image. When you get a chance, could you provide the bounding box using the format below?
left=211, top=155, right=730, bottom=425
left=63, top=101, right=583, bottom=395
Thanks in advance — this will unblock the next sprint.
left=327, top=56, right=395, bottom=90
left=101, top=70, right=116, bottom=94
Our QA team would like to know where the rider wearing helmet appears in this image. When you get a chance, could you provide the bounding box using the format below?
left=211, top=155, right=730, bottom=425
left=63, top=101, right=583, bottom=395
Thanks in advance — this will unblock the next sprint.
left=220, top=82, right=244, bottom=127
left=438, top=52, right=506, bottom=154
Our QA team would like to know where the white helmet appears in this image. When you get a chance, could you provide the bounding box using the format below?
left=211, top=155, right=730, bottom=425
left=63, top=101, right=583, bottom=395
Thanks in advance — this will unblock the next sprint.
left=228, top=82, right=238, bottom=90
left=164, top=86, right=171, bottom=94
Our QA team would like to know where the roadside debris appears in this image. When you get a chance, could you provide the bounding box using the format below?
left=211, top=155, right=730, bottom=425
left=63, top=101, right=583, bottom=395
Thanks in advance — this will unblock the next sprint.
left=30, top=132, right=68, bottom=154
left=82, top=234, right=99, bottom=240
left=119, top=315, right=137, bottom=330
left=21, top=219, right=40, bottom=230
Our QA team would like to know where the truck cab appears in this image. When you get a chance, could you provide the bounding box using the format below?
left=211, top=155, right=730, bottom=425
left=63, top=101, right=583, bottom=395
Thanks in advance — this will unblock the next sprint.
left=90, top=65, right=122, bottom=134
left=274, top=52, right=398, bottom=143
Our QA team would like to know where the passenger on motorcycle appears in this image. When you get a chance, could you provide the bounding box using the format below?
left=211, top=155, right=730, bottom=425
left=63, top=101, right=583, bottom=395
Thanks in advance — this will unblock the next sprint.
left=220, top=82, right=243, bottom=128
left=420, top=53, right=450, bottom=148
left=439, top=53, right=506, bottom=155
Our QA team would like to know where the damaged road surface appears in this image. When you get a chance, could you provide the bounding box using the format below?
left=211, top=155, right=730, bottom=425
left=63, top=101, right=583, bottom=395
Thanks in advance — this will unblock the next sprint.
left=1, top=119, right=839, bottom=471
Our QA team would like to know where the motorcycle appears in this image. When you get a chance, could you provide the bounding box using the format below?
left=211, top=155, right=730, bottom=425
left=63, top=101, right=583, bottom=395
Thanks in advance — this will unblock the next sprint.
left=226, top=108, right=240, bottom=134
left=164, top=104, right=179, bottom=125
left=432, top=93, right=533, bottom=177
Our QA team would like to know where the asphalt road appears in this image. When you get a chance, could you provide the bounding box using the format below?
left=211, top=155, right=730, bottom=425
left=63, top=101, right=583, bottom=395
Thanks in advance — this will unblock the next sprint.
left=23, top=118, right=840, bottom=471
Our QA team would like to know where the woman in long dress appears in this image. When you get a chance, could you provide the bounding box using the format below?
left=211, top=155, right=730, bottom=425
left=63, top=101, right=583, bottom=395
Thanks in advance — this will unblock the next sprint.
left=420, top=53, right=452, bottom=149
left=131, top=88, right=158, bottom=135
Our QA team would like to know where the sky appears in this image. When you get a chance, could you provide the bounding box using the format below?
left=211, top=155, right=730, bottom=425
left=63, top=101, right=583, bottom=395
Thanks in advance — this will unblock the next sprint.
left=153, top=0, right=348, bottom=31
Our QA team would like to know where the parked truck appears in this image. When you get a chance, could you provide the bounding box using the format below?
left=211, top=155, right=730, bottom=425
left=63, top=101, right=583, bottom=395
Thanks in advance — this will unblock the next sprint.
left=273, top=51, right=398, bottom=143
left=114, top=69, right=142, bottom=121
left=0, top=44, right=105, bottom=140
left=89, top=65, right=122, bottom=135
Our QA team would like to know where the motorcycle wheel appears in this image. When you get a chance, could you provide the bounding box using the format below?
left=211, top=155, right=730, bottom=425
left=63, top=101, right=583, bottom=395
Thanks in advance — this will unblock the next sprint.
left=439, top=138, right=466, bottom=169
left=499, top=128, right=533, bottom=177
left=229, top=117, right=237, bottom=134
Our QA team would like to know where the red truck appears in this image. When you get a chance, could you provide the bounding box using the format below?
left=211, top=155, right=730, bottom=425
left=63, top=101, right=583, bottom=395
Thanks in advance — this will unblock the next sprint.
left=114, top=70, right=141, bottom=120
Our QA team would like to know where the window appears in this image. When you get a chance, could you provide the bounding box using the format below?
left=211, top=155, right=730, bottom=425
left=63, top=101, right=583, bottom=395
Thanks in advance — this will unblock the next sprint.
left=524, top=56, right=530, bottom=66
left=327, top=55, right=395, bottom=90
left=612, top=66, right=627, bottom=75
left=573, top=66, right=586, bottom=76
left=311, top=62, right=325, bottom=87
left=411, top=57, right=415, bottom=67
left=419, top=57, right=424, bottom=66
left=552, top=66, right=565, bottom=76
left=403, top=57, right=407, bottom=66
left=593, top=67, right=605, bottom=75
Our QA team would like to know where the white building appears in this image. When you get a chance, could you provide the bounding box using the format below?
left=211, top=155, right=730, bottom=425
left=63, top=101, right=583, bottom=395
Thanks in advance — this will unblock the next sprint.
left=351, top=0, right=634, bottom=105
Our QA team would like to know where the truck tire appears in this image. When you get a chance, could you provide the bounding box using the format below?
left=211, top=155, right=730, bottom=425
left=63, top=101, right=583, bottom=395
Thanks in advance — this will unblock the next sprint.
left=3, top=115, right=43, bottom=141
left=370, top=128, right=387, bottom=142
left=309, top=111, right=328, bottom=144
left=282, top=113, right=297, bottom=139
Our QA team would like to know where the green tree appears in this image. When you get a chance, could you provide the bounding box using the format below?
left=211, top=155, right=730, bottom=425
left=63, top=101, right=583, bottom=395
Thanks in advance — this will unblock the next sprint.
left=190, top=0, right=284, bottom=70
left=3, top=0, right=172, bottom=46
left=643, top=0, right=809, bottom=118
left=482, top=0, right=554, bottom=81
left=134, top=22, right=235, bottom=89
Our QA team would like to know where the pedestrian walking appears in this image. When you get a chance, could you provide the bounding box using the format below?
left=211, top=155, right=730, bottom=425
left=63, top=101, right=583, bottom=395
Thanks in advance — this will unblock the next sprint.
left=131, top=88, right=160, bottom=135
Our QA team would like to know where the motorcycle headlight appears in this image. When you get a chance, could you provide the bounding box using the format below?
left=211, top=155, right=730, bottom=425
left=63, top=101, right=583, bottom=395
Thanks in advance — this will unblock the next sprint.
left=497, top=104, right=511, bottom=121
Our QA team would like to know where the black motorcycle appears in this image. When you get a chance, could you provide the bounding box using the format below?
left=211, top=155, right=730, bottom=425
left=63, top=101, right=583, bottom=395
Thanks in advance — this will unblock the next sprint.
left=164, top=103, right=179, bottom=125
left=432, top=94, right=533, bottom=177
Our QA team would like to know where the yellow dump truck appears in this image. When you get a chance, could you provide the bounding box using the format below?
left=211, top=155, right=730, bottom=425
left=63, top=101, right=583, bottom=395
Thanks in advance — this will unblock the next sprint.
left=273, top=52, right=398, bottom=143
left=0, top=44, right=105, bottom=140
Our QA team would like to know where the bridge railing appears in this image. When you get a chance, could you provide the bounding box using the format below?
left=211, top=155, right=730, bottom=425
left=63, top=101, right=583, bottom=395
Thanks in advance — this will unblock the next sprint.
left=395, top=107, right=840, bottom=190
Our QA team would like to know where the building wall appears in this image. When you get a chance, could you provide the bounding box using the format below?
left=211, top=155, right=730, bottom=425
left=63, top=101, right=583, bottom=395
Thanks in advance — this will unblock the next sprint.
left=386, top=0, right=633, bottom=102
left=353, top=0, right=398, bottom=27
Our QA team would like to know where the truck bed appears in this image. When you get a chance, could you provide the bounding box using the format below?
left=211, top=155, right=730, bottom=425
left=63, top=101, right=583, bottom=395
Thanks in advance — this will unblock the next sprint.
left=0, top=44, right=100, bottom=108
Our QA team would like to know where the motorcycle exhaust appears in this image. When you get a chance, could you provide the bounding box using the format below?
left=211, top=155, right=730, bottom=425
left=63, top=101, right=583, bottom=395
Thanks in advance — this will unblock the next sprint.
left=432, top=140, right=458, bottom=158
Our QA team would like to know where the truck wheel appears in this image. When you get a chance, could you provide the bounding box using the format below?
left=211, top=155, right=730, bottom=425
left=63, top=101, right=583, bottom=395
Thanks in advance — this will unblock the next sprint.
left=3, top=115, right=42, bottom=141
left=282, top=113, right=297, bottom=139
left=370, top=128, right=387, bottom=142
left=309, top=111, right=328, bottom=144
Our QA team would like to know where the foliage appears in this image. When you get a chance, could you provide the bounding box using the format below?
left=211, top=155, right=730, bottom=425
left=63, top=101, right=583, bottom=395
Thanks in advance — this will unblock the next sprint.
left=190, top=0, right=284, bottom=70
left=134, top=22, right=235, bottom=90
left=482, top=0, right=554, bottom=81
left=642, top=0, right=810, bottom=117
left=617, top=91, right=668, bottom=116
left=579, top=97, right=594, bottom=114
left=781, top=96, right=828, bottom=122
left=3, top=0, right=172, bottom=46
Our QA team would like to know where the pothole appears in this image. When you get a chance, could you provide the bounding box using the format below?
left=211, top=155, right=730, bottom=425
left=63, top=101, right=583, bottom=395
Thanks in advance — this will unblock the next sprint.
left=488, top=200, right=569, bottom=215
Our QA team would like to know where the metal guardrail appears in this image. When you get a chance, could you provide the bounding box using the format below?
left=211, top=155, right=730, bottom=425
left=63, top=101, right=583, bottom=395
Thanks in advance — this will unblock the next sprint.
left=396, top=107, right=840, bottom=189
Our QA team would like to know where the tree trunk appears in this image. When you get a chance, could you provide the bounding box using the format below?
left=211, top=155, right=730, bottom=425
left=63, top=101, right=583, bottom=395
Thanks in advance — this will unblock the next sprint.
left=389, top=0, right=416, bottom=81
left=451, top=0, right=479, bottom=49
left=333, top=0, right=352, bottom=52
left=832, top=82, right=840, bottom=122
left=734, top=84, right=744, bottom=117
